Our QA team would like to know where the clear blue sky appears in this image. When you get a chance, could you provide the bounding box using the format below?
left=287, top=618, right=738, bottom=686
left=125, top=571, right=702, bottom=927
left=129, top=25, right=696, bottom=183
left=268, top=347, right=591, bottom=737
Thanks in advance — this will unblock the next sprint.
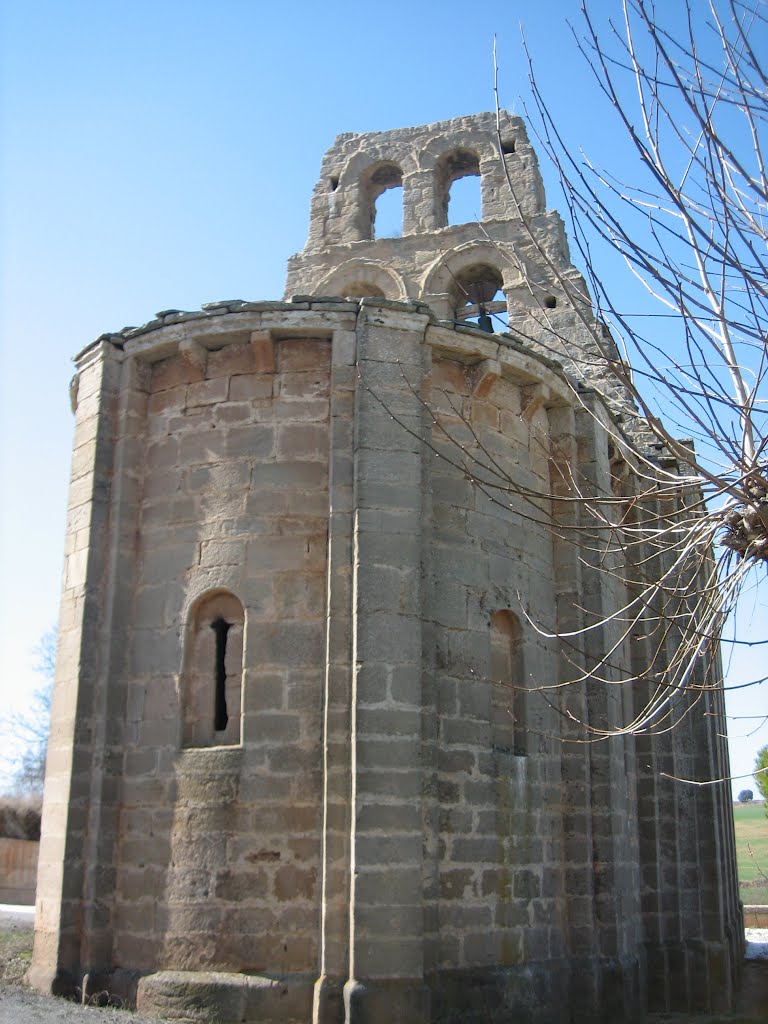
left=1, top=0, right=765, bottom=795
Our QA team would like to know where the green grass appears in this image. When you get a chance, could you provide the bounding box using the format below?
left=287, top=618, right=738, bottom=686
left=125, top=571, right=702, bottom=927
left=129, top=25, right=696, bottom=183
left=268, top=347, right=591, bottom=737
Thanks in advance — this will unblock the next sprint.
left=733, top=801, right=768, bottom=902
left=0, top=926, right=33, bottom=986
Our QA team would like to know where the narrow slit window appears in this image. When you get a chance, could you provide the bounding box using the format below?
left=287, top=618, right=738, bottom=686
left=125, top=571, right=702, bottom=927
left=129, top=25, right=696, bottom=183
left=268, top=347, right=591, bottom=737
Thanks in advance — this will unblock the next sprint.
left=211, top=617, right=231, bottom=732
left=182, top=591, right=244, bottom=748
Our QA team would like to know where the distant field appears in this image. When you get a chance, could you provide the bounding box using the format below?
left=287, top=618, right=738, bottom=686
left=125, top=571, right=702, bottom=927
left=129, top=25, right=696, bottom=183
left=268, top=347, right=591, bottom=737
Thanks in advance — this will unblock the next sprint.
left=733, top=801, right=768, bottom=903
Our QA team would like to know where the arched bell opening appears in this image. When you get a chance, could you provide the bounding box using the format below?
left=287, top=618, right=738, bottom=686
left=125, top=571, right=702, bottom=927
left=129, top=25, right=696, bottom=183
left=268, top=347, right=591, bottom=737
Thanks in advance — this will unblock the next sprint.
left=450, top=263, right=509, bottom=333
left=436, top=149, right=482, bottom=228
left=363, top=162, right=404, bottom=239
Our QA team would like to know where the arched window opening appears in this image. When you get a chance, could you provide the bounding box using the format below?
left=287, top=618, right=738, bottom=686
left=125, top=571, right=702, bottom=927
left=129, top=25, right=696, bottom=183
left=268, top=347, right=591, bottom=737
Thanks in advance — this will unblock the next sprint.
left=365, top=163, right=403, bottom=239
left=182, top=590, right=244, bottom=748
left=490, top=610, right=525, bottom=757
left=451, top=263, right=508, bottom=333
left=447, top=170, right=482, bottom=226
left=437, top=149, right=481, bottom=227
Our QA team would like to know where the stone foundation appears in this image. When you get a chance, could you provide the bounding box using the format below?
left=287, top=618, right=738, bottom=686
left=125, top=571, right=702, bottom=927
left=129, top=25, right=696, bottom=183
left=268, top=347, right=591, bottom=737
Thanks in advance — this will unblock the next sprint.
left=138, top=970, right=315, bottom=1023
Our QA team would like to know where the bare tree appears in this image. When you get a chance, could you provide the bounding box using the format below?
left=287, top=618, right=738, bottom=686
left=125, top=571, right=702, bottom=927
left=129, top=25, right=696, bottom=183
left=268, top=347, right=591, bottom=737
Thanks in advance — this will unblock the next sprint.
left=521, top=0, right=768, bottom=537
left=383, top=2, right=767, bottom=752
left=517, top=0, right=768, bottom=734
left=1, top=628, right=55, bottom=795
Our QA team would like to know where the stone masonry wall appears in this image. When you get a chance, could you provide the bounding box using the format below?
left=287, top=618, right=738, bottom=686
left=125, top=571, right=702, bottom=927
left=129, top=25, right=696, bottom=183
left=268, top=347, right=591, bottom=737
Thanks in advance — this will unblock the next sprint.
left=30, top=339, right=124, bottom=992
left=112, top=336, right=331, bottom=975
left=424, top=355, right=563, bottom=976
left=31, top=304, right=742, bottom=1023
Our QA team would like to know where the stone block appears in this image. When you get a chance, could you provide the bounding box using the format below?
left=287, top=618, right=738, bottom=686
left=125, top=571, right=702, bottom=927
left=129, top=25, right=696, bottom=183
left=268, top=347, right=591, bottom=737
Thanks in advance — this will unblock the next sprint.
left=279, top=370, right=330, bottom=399
left=129, top=628, right=180, bottom=675
left=252, top=621, right=324, bottom=667
left=243, top=713, right=302, bottom=746
left=178, top=429, right=227, bottom=465
left=188, top=461, right=251, bottom=492
left=355, top=833, right=423, bottom=866
left=187, top=377, right=230, bottom=408
left=225, top=424, right=276, bottom=459
left=450, top=835, right=500, bottom=864
left=356, top=612, right=421, bottom=664
left=278, top=338, right=330, bottom=372
left=139, top=544, right=193, bottom=586
left=151, top=354, right=205, bottom=391
left=229, top=374, right=273, bottom=400
left=268, top=746, right=317, bottom=775
left=273, top=571, right=326, bottom=618
left=355, top=736, right=421, bottom=772
left=214, top=869, right=269, bottom=902
left=199, top=539, right=245, bottom=567
left=274, top=864, right=317, bottom=901
left=246, top=537, right=307, bottom=573
left=355, top=802, right=422, bottom=833
left=273, top=397, right=329, bottom=422
left=354, top=769, right=422, bottom=801
left=138, top=971, right=246, bottom=1023
left=332, top=329, right=357, bottom=365
left=355, top=707, right=421, bottom=737
left=249, top=335, right=276, bottom=373
left=276, top=423, right=328, bottom=459
left=207, top=342, right=257, bottom=378
left=250, top=459, right=328, bottom=490
left=243, top=973, right=315, bottom=1022
left=213, top=401, right=255, bottom=425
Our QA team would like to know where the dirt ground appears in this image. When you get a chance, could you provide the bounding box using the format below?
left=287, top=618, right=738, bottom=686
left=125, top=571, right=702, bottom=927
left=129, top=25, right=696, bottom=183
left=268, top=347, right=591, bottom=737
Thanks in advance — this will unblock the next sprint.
left=0, top=988, right=168, bottom=1024
left=0, top=911, right=163, bottom=1024
left=1, top=918, right=767, bottom=1024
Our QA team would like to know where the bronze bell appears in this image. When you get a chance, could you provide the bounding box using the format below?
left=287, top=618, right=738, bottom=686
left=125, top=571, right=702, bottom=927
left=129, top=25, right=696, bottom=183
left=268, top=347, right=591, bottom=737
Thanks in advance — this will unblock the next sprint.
left=478, top=310, right=494, bottom=333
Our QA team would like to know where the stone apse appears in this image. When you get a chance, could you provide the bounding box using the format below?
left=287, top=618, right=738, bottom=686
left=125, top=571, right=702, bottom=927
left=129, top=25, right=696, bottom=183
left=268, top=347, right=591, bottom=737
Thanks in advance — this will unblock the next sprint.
left=30, top=113, right=742, bottom=1023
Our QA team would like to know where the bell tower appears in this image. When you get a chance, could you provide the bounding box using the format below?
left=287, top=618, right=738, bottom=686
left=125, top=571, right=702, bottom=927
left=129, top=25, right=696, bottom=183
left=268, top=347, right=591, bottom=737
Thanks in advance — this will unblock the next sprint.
left=284, top=111, right=559, bottom=316
left=284, top=110, right=622, bottom=407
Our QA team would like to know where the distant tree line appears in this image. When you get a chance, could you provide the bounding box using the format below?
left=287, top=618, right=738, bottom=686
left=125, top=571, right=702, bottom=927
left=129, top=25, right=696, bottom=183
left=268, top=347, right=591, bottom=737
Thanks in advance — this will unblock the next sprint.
left=0, top=796, right=41, bottom=841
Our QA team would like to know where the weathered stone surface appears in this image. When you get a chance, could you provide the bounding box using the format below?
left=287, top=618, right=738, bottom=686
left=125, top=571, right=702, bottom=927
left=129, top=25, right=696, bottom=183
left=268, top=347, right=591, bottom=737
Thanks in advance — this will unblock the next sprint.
left=138, top=969, right=315, bottom=1023
left=31, top=112, right=741, bottom=1024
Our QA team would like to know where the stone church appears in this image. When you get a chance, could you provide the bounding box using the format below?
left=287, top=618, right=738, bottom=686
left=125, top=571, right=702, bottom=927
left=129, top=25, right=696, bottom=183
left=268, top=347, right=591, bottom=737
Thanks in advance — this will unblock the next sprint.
left=30, top=113, right=742, bottom=1023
